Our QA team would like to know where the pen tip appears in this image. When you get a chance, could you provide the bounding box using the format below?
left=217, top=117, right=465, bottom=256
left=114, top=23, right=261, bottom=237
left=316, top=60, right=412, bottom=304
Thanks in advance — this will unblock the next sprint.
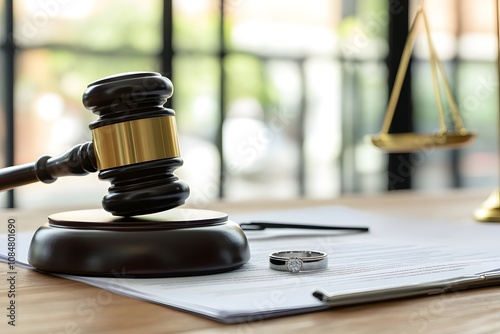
left=312, top=290, right=327, bottom=301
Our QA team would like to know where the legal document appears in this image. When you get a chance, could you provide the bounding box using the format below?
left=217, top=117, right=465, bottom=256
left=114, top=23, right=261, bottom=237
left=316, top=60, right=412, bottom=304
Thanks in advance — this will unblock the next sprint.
left=1, top=206, right=499, bottom=323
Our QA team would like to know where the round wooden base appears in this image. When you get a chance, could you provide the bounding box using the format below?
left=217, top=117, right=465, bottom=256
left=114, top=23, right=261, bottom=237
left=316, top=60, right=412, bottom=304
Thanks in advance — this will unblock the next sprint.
left=28, top=208, right=251, bottom=277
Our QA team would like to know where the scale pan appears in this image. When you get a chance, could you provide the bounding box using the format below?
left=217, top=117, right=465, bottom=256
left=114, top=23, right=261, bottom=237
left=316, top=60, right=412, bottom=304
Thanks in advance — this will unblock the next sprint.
left=369, top=132, right=475, bottom=153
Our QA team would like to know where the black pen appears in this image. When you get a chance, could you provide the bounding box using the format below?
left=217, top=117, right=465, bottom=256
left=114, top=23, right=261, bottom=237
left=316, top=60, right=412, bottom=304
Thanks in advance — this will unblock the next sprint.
left=239, top=221, right=369, bottom=232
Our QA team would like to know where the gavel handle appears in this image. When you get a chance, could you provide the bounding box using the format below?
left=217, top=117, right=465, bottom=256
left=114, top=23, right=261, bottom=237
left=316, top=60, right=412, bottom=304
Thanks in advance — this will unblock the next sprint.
left=0, top=142, right=98, bottom=191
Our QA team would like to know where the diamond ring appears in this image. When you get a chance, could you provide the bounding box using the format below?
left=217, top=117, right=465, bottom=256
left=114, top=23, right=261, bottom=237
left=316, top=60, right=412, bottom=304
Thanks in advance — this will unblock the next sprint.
left=269, top=250, right=328, bottom=273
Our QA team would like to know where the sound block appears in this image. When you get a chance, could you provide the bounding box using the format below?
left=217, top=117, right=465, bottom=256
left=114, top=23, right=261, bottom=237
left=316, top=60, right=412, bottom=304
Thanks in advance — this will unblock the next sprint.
left=28, top=208, right=250, bottom=277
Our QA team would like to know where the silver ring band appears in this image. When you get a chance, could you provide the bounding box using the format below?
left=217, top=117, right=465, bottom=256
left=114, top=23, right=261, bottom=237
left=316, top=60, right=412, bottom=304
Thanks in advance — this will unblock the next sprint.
left=269, top=250, right=328, bottom=273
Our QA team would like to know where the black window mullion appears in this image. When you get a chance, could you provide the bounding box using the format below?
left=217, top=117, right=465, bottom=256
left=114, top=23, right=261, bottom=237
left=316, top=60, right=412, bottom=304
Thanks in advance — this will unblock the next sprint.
left=217, top=0, right=226, bottom=199
left=387, top=0, right=413, bottom=190
left=4, top=0, right=15, bottom=208
left=162, top=0, right=173, bottom=109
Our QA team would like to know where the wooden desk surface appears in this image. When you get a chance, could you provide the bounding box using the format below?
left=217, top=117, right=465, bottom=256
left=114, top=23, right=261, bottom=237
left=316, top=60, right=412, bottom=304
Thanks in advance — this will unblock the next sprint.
left=1, top=189, right=500, bottom=334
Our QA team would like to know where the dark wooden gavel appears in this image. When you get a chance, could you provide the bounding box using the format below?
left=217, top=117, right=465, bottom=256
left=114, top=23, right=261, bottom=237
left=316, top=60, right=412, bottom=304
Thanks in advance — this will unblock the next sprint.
left=0, top=72, right=190, bottom=216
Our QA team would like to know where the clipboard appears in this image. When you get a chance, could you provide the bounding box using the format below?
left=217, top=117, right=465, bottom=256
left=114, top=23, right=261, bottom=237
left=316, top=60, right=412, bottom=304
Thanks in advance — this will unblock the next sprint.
left=313, top=270, right=500, bottom=306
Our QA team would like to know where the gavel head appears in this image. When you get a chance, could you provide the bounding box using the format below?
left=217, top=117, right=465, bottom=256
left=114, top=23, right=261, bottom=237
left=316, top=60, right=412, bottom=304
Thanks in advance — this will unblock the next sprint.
left=82, top=72, right=190, bottom=217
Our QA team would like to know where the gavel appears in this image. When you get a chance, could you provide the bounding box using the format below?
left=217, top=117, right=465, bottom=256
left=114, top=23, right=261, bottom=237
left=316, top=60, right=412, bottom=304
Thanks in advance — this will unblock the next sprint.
left=0, top=72, right=190, bottom=216
left=1, top=71, right=249, bottom=277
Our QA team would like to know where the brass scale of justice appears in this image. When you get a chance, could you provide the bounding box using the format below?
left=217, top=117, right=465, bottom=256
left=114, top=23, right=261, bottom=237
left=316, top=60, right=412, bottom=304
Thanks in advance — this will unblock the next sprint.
left=369, top=3, right=500, bottom=223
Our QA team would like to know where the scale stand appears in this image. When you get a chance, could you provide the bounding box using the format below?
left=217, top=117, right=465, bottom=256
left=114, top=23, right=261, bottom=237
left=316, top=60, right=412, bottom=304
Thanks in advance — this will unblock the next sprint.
left=474, top=0, right=500, bottom=223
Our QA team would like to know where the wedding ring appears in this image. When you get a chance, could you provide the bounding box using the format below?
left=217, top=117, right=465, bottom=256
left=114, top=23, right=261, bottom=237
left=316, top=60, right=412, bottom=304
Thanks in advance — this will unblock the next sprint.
left=269, top=250, right=328, bottom=273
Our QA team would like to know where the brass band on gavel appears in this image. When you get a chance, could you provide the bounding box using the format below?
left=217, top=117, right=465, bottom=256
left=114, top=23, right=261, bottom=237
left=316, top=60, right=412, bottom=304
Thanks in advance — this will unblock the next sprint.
left=91, top=115, right=181, bottom=171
